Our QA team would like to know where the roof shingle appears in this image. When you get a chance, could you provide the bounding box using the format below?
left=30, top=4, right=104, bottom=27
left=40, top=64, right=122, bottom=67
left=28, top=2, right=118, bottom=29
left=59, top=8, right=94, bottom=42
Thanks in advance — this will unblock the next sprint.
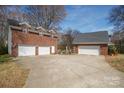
left=73, top=31, right=109, bottom=44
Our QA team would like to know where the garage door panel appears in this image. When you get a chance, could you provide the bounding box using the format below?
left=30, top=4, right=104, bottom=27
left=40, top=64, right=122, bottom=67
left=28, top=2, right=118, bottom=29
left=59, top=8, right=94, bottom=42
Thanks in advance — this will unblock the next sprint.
left=51, top=46, right=55, bottom=53
left=79, top=46, right=99, bottom=49
left=38, top=47, right=50, bottom=55
left=18, top=46, right=35, bottom=56
left=78, top=46, right=100, bottom=55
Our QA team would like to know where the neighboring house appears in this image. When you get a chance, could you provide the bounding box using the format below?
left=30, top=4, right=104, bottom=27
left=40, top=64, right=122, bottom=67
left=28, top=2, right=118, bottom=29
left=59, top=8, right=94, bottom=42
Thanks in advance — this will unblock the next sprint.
left=73, top=31, right=109, bottom=55
left=7, top=19, right=58, bottom=57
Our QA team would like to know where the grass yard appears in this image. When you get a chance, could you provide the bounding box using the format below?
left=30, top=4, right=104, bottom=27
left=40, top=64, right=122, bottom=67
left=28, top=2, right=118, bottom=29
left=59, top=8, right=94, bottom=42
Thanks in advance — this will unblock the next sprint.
left=106, top=54, right=124, bottom=72
left=0, top=55, right=29, bottom=88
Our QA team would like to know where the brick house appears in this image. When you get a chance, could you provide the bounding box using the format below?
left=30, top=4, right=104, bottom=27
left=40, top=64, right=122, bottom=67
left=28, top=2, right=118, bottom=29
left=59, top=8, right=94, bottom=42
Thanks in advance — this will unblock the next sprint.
left=8, top=20, right=58, bottom=57
left=73, top=31, right=109, bottom=55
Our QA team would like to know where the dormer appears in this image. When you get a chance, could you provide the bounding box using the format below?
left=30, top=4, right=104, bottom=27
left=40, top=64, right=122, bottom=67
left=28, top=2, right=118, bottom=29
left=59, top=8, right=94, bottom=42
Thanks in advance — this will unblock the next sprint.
left=36, top=26, right=46, bottom=36
left=19, top=22, right=31, bottom=33
left=36, top=26, right=46, bottom=31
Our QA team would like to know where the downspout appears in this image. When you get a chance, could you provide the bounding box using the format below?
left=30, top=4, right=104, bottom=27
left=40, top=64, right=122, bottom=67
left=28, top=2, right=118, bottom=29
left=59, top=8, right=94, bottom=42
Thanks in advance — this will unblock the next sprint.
left=8, top=26, right=12, bottom=55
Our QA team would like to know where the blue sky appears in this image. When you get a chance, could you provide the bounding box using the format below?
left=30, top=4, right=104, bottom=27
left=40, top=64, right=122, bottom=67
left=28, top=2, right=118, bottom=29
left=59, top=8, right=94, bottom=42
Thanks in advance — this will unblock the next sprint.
left=60, top=5, right=116, bottom=34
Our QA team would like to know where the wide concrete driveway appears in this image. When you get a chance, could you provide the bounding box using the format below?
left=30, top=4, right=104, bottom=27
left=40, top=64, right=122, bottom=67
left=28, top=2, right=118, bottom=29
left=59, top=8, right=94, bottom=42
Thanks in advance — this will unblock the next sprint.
left=17, top=55, right=124, bottom=88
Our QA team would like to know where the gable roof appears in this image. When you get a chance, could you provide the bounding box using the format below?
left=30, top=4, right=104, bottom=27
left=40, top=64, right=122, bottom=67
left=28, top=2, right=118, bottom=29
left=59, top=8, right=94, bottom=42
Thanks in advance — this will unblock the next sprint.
left=73, top=31, right=109, bottom=44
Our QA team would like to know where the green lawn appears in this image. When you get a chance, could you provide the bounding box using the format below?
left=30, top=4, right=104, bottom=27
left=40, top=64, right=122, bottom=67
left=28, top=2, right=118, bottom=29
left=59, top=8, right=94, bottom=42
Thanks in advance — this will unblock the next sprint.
left=0, top=54, right=12, bottom=63
left=106, top=54, right=124, bottom=72
left=0, top=54, right=29, bottom=88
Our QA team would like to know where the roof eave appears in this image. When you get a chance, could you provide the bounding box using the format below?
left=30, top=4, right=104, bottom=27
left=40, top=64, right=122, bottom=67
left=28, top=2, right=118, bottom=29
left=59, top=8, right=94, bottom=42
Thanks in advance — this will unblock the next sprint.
left=73, top=42, right=109, bottom=45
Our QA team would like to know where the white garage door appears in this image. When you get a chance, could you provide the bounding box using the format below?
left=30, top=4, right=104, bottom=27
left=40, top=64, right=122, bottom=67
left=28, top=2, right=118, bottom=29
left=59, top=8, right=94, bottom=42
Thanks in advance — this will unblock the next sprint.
left=38, top=46, right=50, bottom=55
left=18, top=45, right=35, bottom=56
left=51, top=46, right=55, bottom=53
left=78, top=46, right=100, bottom=55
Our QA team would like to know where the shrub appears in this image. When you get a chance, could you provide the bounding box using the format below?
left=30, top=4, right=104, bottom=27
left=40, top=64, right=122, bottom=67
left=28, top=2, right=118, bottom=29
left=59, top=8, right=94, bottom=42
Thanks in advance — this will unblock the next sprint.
left=0, top=46, right=8, bottom=55
left=108, top=45, right=118, bottom=56
left=0, top=54, right=12, bottom=63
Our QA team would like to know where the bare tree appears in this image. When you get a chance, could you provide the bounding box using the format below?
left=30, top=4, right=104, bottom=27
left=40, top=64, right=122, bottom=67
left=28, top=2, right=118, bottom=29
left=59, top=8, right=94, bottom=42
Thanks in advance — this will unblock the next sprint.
left=0, top=6, right=9, bottom=53
left=0, top=6, right=24, bottom=53
left=109, top=5, right=124, bottom=53
left=60, top=28, right=81, bottom=54
left=0, top=6, right=24, bottom=21
left=7, top=6, right=26, bottom=22
left=109, top=5, right=124, bottom=31
left=24, top=5, right=66, bottom=29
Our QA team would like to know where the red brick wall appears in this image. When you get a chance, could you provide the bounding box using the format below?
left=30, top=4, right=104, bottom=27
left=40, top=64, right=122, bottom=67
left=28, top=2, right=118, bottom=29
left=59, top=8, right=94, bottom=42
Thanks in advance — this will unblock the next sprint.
left=11, top=29, right=58, bottom=56
left=100, top=44, right=108, bottom=55
left=73, top=45, right=78, bottom=53
left=73, top=44, right=108, bottom=55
